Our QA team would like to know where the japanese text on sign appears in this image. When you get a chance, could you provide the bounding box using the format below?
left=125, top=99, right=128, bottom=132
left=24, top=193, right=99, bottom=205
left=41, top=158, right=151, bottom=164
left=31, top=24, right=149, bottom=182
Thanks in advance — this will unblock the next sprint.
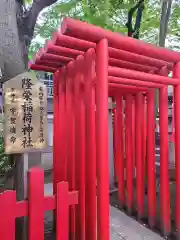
left=3, top=72, right=48, bottom=154
left=21, top=77, right=33, bottom=149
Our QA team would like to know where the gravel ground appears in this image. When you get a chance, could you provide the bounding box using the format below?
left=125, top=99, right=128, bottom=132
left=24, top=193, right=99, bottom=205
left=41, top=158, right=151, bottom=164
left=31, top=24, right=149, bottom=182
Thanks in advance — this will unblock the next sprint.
left=43, top=206, right=164, bottom=240
left=44, top=221, right=55, bottom=240
left=44, top=211, right=55, bottom=240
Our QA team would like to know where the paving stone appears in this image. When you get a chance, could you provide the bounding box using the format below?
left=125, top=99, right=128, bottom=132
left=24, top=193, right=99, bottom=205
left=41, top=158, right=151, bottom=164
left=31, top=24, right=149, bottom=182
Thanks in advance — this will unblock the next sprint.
left=110, top=206, right=164, bottom=240
left=44, top=183, right=164, bottom=240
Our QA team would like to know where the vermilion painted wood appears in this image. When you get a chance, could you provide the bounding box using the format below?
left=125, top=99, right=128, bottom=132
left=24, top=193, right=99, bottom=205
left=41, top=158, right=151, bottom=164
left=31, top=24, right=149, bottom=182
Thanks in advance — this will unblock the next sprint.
left=112, top=105, right=118, bottom=183
left=15, top=192, right=78, bottom=218
left=135, top=93, right=144, bottom=219
left=34, top=57, right=157, bottom=74
left=45, top=40, right=84, bottom=57
left=0, top=191, right=16, bottom=240
left=37, top=52, right=73, bottom=63
left=140, top=95, right=146, bottom=200
left=29, top=63, right=56, bottom=72
left=114, top=95, right=125, bottom=206
left=173, top=63, right=180, bottom=238
left=132, top=99, right=135, bottom=167
left=96, top=39, right=109, bottom=240
left=84, top=49, right=97, bottom=240
left=35, top=36, right=171, bottom=72
left=34, top=50, right=157, bottom=74
left=159, top=86, right=171, bottom=236
left=53, top=31, right=95, bottom=51
left=42, top=43, right=169, bottom=72
left=50, top=32, right=171, bottom=69
left=0, top=169, right=78, bottom=240
left=147, top=90, right=156, bottom=228
left=66, top=62, right=76, bottom=240
left=112, top=106, right=117, bottom=182
left=28, top=168, right=44, bottom=240
left=109, top=83, right=149, bottom=92
left=74, top=55, right=86, bottom=240
left=35, top=59, right=63, bottom=68
left=61, top=17, right=180, bottom=62
left=53, top=71, right=59, bottom=193
left=108, top=66, right=179, bottom=85
left=57, top=67, right=67, bottom=183
left=159, top=67, right=171, bottom=237
left=109, top=89, right=146, bottom=97
left=171, top=99, right=175, bottom=142
left=125, top=94, right=134, bottom=214
left=33, top=49, right=158, bottom=73
left=142, top=96, right=147, bottom=165
left=108, top=76, right=164, bottom=88
left=28, top=17, right=180, bottom=239
left=56, top=182, right=69, bottom=240
left=108, top=47, right=172, bottom=70
left=109, top=58, right=157, bottom=73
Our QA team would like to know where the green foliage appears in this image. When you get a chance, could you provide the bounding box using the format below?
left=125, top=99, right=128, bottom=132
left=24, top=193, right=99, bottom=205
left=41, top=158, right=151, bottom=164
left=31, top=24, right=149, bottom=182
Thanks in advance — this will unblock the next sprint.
left=0, top=137, right=11, bottom=174
left=0, top=116, right=12, bottom=175
left=24, top=0, right=33, bottom=5
left=0, top=132, right=11, bottom=175
left=29, top=0, right=180, bottom=59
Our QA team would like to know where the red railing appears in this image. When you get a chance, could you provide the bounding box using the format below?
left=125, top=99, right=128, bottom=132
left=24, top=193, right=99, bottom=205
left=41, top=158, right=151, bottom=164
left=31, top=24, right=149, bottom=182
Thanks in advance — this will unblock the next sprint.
left=0, top=168, right=78, bottom=240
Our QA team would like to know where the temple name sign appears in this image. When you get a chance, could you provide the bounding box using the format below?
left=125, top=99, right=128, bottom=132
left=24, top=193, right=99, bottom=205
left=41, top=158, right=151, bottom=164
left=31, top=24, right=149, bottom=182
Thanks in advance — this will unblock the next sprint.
left=3, top=72, right=48, bottom=154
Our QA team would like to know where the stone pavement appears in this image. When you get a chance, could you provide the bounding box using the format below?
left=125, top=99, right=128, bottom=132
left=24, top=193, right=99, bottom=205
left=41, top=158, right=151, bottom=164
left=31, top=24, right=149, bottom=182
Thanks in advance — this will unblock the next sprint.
left=44, top=183, right=164, bottom=240
left=110, top=206, right=163, bottom=240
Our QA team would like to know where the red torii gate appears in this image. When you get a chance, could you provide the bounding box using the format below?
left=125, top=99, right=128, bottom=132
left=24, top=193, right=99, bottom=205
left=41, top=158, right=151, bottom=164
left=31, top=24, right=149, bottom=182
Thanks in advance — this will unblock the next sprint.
left=30, top=18, right=180, bottom=240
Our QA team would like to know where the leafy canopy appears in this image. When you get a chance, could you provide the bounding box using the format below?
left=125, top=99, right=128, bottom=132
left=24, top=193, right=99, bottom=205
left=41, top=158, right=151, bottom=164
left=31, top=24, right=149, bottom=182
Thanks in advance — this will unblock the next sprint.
left=29, top=0, right=180, bottom=59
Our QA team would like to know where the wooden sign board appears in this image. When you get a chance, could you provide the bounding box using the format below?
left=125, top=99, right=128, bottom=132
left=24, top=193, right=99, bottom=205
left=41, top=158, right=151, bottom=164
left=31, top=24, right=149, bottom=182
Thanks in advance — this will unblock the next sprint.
left=3, top=72, right=48, bottom=154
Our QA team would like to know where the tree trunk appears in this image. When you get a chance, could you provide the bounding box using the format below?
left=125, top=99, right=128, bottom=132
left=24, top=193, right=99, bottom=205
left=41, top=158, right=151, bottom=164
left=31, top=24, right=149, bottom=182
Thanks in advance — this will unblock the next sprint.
left=0, top=0, right=59, bottom=237
left=0, top=1, right=29, bottom=239
left=154, top=0, right=173, bottom=118
left=0, top=0, right=26, bottom=81
left=159, top=0, right=172, bottom=47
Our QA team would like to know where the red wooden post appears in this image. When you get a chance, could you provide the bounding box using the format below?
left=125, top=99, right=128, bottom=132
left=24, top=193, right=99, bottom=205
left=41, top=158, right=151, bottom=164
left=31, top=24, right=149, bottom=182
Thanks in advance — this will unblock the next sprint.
left=56, top=182, right=69, bottom=240
left=113, top=106, right=117, bottom=182
left=147, top=90, right=156, bottom=228
left=28, top=168, right=44, bottom=240
left=61, top=17, right=180, bottom=62
left=173, top=62, right=180, bottom=238
left=53, top=68, right=67, bottom=195
left=142, top=95, right=147, bottom=200
left=66, top=62, right=76, bottom=240
left=58, top=67, right=67, bottom=182
left=132, top=98, right=135, bottom=167
left=142, top=95, right=147, bottom=165
left=84, top=49, right=97, bottom=240
left=135, top=92, right=144, bottom=219
left=96, top=39, right=110, bottom=240
left=125, top=94, right=134, bottom=214
left=171, top=97, right=175, bottom=142
left=0, top=191, right=16, bottom=240
left=53, top=71, right=59, bottom=193
left=159, top=86, right=171, bottom=236
left=114, top=95, right=125, bottom=206
left=74, top=55, right=86, bottom=240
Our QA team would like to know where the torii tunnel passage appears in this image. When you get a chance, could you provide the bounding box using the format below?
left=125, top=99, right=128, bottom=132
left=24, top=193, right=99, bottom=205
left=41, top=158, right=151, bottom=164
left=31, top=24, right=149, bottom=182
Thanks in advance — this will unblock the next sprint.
left=31, top=17, right=180, bottom=240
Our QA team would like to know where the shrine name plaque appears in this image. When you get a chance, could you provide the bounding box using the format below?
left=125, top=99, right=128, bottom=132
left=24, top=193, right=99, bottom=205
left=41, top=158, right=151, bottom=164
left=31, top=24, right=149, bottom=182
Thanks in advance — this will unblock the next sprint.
left=3, top=72, right=48, bottom=154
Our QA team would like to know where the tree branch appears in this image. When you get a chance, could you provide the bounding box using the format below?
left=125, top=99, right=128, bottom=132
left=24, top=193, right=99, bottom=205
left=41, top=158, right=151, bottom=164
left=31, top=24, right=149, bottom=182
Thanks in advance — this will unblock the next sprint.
left=159, top=0, right=172, bottom=47
left=15, top=0, right=58, bottom=67
left=24, top=0, right=58, bottom=39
